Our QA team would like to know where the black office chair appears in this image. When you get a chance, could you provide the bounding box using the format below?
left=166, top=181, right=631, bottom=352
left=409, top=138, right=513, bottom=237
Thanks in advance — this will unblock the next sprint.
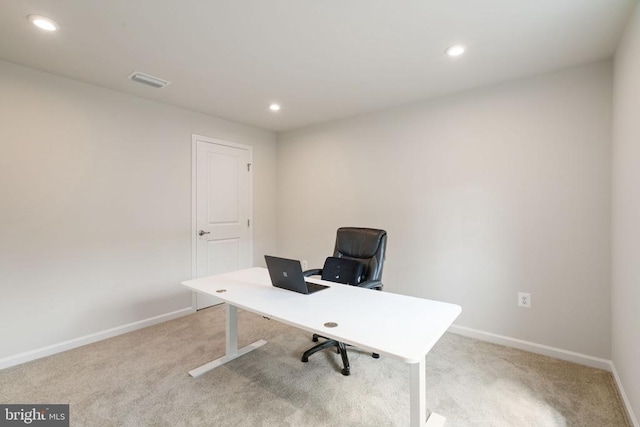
left=301, top=227, right=387, bottom=376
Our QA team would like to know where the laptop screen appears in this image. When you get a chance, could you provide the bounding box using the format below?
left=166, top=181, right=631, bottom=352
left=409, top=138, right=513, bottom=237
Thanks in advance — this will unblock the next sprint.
left=264, top=255, right=328, bottom=294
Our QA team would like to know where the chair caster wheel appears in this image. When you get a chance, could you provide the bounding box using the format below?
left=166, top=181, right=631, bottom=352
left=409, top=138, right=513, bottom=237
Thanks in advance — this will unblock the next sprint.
left=341, top=368, right=350, bottom=376
left=312, top=335, right=319, bottom=342
left=372, top=353, right=380, bottom=359
left=301, top=357, right=308, bottom=363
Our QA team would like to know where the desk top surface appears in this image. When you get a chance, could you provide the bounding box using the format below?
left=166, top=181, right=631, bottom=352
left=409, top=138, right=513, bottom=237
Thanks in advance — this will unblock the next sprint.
left=182, top=267, right=461, bottom=363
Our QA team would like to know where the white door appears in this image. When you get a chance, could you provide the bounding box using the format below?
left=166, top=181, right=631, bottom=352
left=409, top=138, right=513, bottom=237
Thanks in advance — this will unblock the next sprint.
left=193, top=135, right=252, bottom=309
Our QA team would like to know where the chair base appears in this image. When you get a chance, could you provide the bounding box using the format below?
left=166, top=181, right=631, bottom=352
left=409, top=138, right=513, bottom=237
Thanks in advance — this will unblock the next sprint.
left=301, top=335, right=380, bottom=376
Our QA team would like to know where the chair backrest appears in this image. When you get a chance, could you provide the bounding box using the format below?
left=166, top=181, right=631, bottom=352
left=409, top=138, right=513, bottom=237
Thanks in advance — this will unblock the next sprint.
left=332, top=227, right=387, bottom=282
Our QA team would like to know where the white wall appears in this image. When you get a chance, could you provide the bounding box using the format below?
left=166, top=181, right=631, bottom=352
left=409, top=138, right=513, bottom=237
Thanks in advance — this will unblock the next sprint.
left=612, top=1, right=640, bottom=423
left=278, top=62, right=612, bottom=359
left=0, top=60, right=277, bottom=363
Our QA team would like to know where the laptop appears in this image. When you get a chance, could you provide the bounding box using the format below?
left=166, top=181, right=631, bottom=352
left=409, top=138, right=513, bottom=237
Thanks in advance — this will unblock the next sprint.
left=264, top=255, right=330, bottom=294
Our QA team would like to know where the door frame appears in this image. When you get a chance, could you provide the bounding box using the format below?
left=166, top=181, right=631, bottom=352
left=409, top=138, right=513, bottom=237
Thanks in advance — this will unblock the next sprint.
left=191, top=134, right=253, bottom=310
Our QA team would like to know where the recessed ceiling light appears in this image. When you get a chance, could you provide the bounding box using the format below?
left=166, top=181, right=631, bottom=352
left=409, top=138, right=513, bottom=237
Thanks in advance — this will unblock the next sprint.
left=28, top=15, right=59, bottom=32
left=445, top=44, right=466, bottom=57
left=269, top=103, right=281, bottom=112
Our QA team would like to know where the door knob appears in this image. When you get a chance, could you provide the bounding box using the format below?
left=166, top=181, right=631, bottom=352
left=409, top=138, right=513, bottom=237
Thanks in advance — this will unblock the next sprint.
left=198, top=230, right=210, bottom=236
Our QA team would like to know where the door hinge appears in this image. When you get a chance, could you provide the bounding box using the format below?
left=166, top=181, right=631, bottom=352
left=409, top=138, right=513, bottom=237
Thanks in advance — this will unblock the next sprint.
left=247, top=163, right=252, bottom=172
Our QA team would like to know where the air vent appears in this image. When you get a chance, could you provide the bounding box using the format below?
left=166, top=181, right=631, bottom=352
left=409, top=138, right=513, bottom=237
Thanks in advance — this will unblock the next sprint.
left=127, top=71, right=171, bottom=89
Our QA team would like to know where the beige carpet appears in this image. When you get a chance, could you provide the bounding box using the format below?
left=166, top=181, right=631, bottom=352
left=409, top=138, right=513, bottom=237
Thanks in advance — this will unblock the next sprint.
left=0, top=305, right=630, bottom=426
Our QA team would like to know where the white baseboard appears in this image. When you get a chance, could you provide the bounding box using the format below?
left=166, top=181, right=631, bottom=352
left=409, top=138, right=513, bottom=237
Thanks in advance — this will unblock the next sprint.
left=611, top=363, right=640, bottom=427
left=450, top=325, right=639, bottom=426
left=448, top=325, right=612, bottom=371
left=0, top=307, right=195, bottom=371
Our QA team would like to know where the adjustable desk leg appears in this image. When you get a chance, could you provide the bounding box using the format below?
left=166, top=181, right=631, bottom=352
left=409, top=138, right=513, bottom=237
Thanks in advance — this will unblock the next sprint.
left=189, top=304, right=267, bottom=378
left=410, top=357, right=446, bottom=427
left=226, top=303, right=238, bottom=357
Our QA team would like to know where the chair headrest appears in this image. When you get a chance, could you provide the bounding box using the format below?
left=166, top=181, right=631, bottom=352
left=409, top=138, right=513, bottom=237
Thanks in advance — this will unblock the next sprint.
left=335, top=227, right=386, bottom=259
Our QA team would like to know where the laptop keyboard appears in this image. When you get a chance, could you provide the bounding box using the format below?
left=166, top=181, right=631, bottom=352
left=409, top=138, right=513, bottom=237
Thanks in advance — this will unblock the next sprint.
left=305, top=282, right=329, bottom=293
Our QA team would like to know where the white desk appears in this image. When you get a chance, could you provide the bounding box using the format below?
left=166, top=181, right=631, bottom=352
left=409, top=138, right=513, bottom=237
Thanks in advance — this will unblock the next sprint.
left=182, top=267, right=461, bottom=427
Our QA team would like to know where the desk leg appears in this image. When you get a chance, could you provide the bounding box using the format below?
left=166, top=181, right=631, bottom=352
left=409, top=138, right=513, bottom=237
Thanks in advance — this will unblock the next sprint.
left=410, top=357, right=446, bottom=427
left=189, top=304, right=267, bottom=378
left=226, top=303, right=238, bottom=357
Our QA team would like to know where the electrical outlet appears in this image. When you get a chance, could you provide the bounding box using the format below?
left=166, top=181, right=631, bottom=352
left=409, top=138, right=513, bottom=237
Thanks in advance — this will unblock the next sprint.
left=518, top=292, right=531, bottom=308
left=301, top=260, right=308, bottom=271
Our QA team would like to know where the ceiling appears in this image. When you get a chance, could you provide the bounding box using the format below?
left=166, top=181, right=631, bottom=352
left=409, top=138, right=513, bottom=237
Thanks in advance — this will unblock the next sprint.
left=0, top=1, right=635, bottom=132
